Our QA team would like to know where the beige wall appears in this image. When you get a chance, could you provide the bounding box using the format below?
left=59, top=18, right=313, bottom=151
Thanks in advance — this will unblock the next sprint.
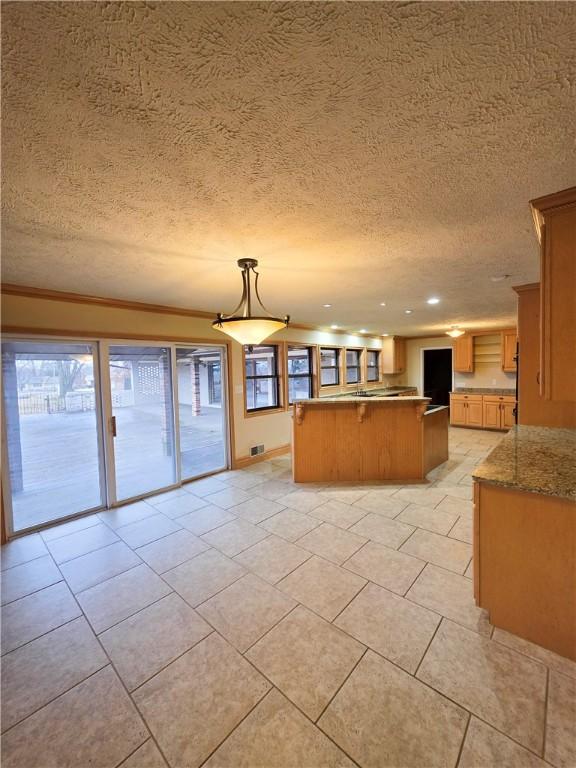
left=2, top=293, right=404, bottom=462
left=406, top=336, right=516, bottom=395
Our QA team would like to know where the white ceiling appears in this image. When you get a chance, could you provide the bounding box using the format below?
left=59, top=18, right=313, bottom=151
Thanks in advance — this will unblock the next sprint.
left=1, top=2, right=575, bottom=335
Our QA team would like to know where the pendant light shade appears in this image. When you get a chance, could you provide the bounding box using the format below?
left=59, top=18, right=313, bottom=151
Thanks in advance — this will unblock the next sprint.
left=213, top=259, right=289, bottom=345
left=446, top=326, right=465, bottom=338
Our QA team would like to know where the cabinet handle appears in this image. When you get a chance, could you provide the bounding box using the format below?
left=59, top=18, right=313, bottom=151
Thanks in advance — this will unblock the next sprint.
left=110, top=416, right=117, bottom=438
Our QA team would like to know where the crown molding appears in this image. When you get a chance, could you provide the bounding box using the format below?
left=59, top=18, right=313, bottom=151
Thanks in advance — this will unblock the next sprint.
left=0, top=283, right=384, bottom=340
left=530, top=186, right=576, bottom=243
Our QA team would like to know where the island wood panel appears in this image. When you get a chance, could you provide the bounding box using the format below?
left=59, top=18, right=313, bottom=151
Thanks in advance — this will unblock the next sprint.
left=475, top=482, right=576, bottom=661
left=423, top=408, right=449, bottom=475
left=292, top=401, right=426, bottom=482
left=514, top=283, right=576, bottom=428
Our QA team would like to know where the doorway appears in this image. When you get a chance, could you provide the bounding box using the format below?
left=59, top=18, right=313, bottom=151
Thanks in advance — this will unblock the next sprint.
left=422, top=348, right=453, bottom=405
left=2, top=337, right=230, bottom=535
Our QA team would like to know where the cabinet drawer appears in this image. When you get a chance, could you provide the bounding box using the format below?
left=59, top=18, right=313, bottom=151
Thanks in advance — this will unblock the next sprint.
left=451, top=394, right=483, bottom=403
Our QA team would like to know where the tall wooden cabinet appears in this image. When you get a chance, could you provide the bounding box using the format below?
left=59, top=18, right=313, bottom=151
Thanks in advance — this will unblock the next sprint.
left=530, top=188, right=576, bottom=403
left=513, top=283, right=576, bottom=427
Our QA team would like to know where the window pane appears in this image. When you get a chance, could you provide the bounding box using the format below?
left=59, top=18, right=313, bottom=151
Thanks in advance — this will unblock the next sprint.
left=346, top=366, right=360, bottom=383
left=288, top=347, right=310, bottom=375
left=346, top=350, right=360, bottom=366
left=246, top=377, right=278, bottom=410
left=320, top=349, right=337, bottom=367
left=109, top=346, right=176, bottom=500
left=321, top=368, right=338, bottom=386
left=2, top=341, right=104, bottom=531
left=289, top=377, right=312, bottom=402
left=245, top=345, right=276, bottom=377
left=176, top=346, right=227, bottom=479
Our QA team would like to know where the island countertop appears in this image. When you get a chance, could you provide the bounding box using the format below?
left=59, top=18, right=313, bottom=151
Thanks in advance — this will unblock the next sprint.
left=472, top=425, right=576, bottom=501
left=295, top=395, right=429, bottom=404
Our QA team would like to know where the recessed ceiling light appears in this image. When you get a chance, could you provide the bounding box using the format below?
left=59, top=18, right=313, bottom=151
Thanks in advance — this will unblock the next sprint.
left=446, top=326, right=465, bottom=338
left=404, top=309, right=413, bottom=314
left=427, top=297, right=440, bottom=305
left=359, top=329, right=367, bottom=333
left=330, top=324, right=339, bottom=329
left=490, top=275, right=510, bottom=282
left=322, top=303, right=332, bottom=308
left=380, top=302, right=386, bottom=306
left=382, top=333, right=389, bottom=337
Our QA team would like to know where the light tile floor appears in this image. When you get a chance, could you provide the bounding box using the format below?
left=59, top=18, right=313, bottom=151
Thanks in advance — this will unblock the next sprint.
left=1, top=426, right=574, bottom=768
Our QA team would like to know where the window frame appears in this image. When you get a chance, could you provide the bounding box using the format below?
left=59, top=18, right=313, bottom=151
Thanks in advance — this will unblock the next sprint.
left=366, top=349, right=380, bottom=383
left=287, top=345, right=314, bottom=404
left=345, top=348, right=363, bottom=385
left=319, top=347, right=341, bottom=388
left=243, top=344, right=283, bottom=414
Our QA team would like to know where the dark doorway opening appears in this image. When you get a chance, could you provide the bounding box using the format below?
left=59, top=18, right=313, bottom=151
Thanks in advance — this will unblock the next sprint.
left=423, top=348, right=453, bottom=406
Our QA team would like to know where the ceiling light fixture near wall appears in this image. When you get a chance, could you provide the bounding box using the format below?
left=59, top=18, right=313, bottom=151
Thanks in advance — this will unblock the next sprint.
left=212, top=259, right=289, bottom=345
left=490, top=275, right=511, bottom=282
left=382, top=333, right=389, bottom=337
left=427, top=297, right=440, bottom=305
left=359, top=329, right=367, bottom=333
left=330, top=324, right=339, bottom=330
left=446, top=326, right=465, bottom=338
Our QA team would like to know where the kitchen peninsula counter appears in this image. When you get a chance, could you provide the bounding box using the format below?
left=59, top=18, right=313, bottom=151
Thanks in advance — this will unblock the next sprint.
left=292, top=396, right=448, bottom=482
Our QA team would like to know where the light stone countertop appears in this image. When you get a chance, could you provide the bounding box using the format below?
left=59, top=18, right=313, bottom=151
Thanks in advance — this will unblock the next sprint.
left=472, top=425, right=576, bottom=501
left=294, top=396, right=430, bottom=404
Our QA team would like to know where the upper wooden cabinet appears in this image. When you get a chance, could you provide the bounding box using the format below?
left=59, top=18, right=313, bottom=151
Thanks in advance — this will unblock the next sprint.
left=501, top=330, right=517, bottom=372
left=382, top=336, right=406, bottom=374
left=530, top=187, right=576, bottom=403
left=453, top=334, right=474, bottom=373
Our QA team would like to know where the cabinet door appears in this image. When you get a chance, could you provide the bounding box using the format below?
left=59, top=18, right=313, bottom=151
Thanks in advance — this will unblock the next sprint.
left=483, top=400, right=501, bottom=429
left=502, top=402, right=516, bottom=428
left=501, top=331, right=517, bottom=372
left=394, top=338, right=406, bottom=373
left=534, top=195, right=576, bottom=402
left=450, top=399, right=467, bottom=425
left=467, top=401, right=484, bottom=427
left=454, top=335, right=474, bottom=372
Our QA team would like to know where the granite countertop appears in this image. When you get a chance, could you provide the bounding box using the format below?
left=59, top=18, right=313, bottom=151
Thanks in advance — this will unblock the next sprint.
left=452, top=388, right=516, bottom=396
left=295, top=395, right=429, bottom=404
left=473, top=425, right=576, bottom=501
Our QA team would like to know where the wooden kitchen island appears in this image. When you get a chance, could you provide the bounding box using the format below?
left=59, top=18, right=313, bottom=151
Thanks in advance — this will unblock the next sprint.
left=292, top=395, right=448, bottom=483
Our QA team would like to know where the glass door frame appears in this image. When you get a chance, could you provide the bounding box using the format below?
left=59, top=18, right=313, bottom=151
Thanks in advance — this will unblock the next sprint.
left=173, top=343, right=230, bottom=483
left=1, top=335, right=232, bottom=536
left=0, top=335, right=109, bottom=538
left=100, top=339, right=181, bottom=507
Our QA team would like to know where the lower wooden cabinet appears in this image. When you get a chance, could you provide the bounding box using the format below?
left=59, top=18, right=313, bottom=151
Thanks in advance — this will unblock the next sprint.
left=451, top=393, right=516, bottom=430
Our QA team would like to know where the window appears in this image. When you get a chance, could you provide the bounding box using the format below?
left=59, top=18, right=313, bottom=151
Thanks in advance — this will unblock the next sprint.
left=320, top=348, right=340, bottom=386
left=367, top=350, right=380, bottom=382
left=288, top=346, right=313, bottom=403
left=244, top=345, right=280, bottom=411
left=346, top=349, right=362, bottom=384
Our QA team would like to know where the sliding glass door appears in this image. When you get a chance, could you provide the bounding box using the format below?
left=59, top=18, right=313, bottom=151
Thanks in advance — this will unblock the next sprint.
left=2, top=340, right=105, bottom=532
left=2, top=339, right=229, bottom=534
left=175, top=346, right=228, bottom=479
left=107, top=345, right=176, bottom=501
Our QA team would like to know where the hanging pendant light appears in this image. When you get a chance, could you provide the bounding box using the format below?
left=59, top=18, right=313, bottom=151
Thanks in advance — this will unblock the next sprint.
left=212, top=259, right=289, bottom=345
left=446, top=326, right=465, bottom=338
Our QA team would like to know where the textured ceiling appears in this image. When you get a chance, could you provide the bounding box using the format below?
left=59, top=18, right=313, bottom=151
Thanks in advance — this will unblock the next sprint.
left=2, top=1, right=575, bottom=335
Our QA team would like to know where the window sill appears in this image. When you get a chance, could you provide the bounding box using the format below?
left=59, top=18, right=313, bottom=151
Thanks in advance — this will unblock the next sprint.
left=244, top=406, right=286, bottom=418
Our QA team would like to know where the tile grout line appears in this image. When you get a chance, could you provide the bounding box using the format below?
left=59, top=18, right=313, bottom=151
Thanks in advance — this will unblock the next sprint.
left=454, top=711, right=472, bottom=767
